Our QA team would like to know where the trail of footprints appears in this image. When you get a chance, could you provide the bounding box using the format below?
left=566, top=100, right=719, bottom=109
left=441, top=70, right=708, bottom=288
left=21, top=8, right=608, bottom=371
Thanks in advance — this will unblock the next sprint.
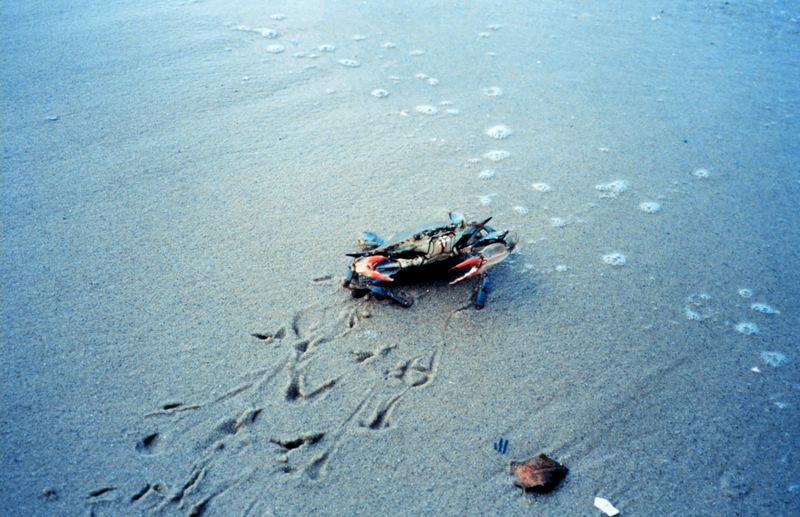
left=87, top=11, right=513, bottom=516
left=91, top=301, right=443, bottom=515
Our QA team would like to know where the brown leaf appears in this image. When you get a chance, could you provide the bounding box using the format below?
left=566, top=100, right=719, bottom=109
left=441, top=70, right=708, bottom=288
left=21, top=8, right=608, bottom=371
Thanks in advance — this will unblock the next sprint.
left=510, top=453, right=568, bottom=493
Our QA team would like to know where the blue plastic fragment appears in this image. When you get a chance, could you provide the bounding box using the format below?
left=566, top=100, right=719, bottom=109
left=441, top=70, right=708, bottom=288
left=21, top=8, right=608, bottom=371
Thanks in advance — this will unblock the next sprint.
left=493, top=438, right=508, bottom=454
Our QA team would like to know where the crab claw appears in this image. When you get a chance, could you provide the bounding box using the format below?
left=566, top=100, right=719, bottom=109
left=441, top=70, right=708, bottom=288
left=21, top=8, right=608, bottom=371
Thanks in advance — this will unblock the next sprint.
left=449, top=256, right=484, bottom=284
left=353, top=255, right=395, bottom=282
left=449, top=242, right=513, bottom=284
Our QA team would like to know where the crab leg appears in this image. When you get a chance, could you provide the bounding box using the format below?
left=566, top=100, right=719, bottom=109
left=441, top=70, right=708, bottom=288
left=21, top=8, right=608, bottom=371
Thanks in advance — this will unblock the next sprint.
left=357, top=232, right=385, bottom=250
left=466, top=217, right=493, bottom=244
left=343, top=266, right=355, bottom=287
left=475, top=274, right=490, bottom=309
left=366, top=283, right=413, bottom=307
left=455, top=217, right=493, bottom=248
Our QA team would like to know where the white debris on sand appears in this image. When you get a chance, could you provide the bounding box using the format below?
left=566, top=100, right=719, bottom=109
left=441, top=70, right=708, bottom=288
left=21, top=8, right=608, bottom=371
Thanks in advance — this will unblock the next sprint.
left=594, top=496, right=620, bottom=516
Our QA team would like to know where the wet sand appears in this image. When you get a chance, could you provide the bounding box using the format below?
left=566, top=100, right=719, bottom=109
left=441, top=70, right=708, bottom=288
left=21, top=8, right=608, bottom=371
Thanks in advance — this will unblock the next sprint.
left=2, top=1, right=799, bottom=515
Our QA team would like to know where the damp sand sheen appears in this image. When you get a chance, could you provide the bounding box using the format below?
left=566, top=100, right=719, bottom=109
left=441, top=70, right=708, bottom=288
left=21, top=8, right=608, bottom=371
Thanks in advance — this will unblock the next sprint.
left=2, top=2, right=798, bottom=517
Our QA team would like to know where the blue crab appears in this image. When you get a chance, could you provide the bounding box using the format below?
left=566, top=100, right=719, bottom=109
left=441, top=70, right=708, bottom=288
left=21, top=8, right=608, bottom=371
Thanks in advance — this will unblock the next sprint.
left=343, top=213, right=517, bottom=309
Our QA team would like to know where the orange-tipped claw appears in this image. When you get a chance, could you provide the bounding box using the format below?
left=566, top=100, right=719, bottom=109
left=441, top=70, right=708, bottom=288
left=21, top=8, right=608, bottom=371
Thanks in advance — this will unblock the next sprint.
left=354, top=255, right=394, bottom=282
left=449, top=256, right=484, bottom=284
left=450, top=256, right=482, bottom=271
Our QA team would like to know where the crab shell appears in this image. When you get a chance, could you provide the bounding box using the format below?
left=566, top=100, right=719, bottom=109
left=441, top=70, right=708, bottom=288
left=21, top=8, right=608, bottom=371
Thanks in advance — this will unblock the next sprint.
left=367, top=218, right=477, bottom=260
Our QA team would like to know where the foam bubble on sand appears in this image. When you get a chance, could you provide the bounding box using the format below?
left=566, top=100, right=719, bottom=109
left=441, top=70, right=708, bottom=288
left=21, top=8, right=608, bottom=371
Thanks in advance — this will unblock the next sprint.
left=318, top=44, right=337, bottom=52
left=338, top=59, right=361, bottom=67
left=266, top=45, right=285, bottom=54
left=693, top=168, right=710, bottom=179
left=482, top=86, right=503, bottom=97
left=415, top=105, right=438, bottom=115
left=483, top=150, right=510, bottom=162
left=550, top=217, right=565, bottom=228
left=415, top=73, right=428, bottom=80
left=690, top=292, right=710, bottom=303
left=512, top=205, right=529, bottom=214
left=595, top=180, right=629, bottom=198
left=352, top=35, right=366, bottom=41
left=738, top=288, right=754, bottom=298
left=639, top=201, right=662, bottom=214
left=478, top=170, right=496, bottom=179
left=531, top=183, right=552, bottom=192
left=260, top=29, right=281, bottom=39
left=270, top=14, right=287, bottom=21
left=685, top=309, right=703, bottom=321
left=684, top=293, right=717, bottom=321
left=751, top=303, right=779, bottom=314
left=233, top=26, right=280, bottom=39
left=760, top=351, right=790, bottom=368
left=382, top=42, right=396, bottom=49
left=479, top=195, right=494, bottom=205
left=409, top=50, right=425, bottom=56
left=479, top=32, right=491, bottom=39
left=445, top=109, right=461, bottom=115
left=735, top=322, right=759, bottom=335
left=371, top=89, right=389, bottom=98
left=485, top=125, right=512, bottom=139
left=603, top=253, right=626, bottom=266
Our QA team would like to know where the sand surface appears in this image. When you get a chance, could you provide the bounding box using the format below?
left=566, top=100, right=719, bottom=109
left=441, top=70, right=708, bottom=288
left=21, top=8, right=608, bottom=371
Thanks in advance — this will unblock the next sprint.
left=2, top=1, right=799, bottom=515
